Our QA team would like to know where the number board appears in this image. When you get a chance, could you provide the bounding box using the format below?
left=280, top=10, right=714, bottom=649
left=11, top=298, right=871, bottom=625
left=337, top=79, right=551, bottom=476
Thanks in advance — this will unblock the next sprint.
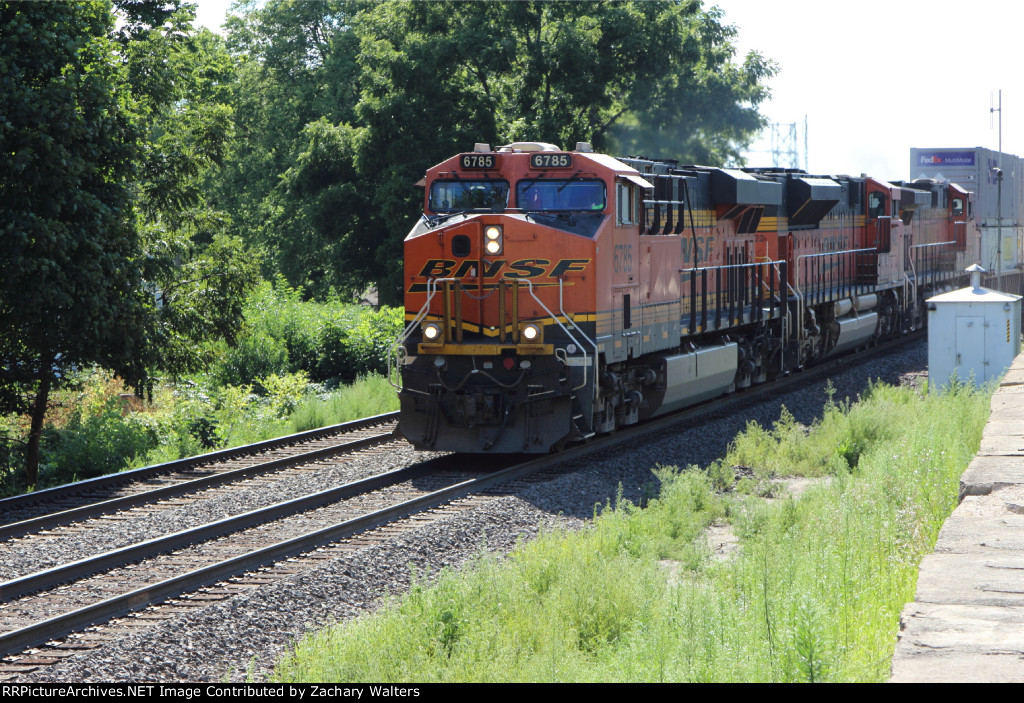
left=460, top=154, right=498, bottom=169
left=530, top=153, right=572, bottom=169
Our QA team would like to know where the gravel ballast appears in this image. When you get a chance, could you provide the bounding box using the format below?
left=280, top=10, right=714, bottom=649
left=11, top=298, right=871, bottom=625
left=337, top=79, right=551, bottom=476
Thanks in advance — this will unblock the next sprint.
left=0, top=443, right=440, bottom=581
left=11, top=340, right=929, bottom=682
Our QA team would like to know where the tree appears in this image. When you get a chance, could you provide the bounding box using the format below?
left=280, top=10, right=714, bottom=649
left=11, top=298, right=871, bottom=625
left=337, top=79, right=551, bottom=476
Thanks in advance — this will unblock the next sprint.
left=0, top=1, right=151, bottom=485
left=214, top=1, right=775, bottom=304
left=350, top=0, right=776, bottom=303
left=607, top=6, right=776, bottom=165
left=217, top=0, right=365, bottom=296
left=1, top=1, right=258, bottom=488
left=261, top=118, right=373, bottom=295
left=125, top=8, right=261, bottom=374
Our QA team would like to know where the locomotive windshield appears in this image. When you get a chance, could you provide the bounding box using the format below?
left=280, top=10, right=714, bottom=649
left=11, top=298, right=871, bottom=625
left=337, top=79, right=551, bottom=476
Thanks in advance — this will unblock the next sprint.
left=516, top=179, right=606, bottom=212
left=429, top=179, right=509, bottom=213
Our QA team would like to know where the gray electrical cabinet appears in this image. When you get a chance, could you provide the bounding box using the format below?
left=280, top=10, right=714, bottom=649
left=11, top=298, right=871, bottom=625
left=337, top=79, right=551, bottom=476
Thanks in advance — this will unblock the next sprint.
left=927, top=265, right=1022, bottom=390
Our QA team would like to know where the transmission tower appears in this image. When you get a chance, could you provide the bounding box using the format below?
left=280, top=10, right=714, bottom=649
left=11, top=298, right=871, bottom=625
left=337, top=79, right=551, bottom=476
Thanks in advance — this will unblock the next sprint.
left=748, top=117, right=808, bottom=171
left=770, top=122, right=799, bottom=169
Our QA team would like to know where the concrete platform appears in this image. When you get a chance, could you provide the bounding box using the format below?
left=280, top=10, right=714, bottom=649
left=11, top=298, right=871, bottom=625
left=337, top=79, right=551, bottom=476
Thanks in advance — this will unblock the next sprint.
left=890, top=353, right=1024, bottom=682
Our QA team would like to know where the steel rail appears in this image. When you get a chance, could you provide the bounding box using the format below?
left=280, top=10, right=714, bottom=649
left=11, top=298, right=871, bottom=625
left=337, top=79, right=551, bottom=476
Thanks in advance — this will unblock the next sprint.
left=0, top=449, right=561, bottom=658
left=0, top=411, right=399, bottom=516
left=0, top=426, right=399, bottom=541
left=0, top=461, right=433, bottom=604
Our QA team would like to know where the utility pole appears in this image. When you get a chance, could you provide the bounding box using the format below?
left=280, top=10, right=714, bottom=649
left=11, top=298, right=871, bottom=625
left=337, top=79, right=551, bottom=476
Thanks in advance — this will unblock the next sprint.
left=804, top=115, right=809, bottom=172
left=991, top=89, right=1003, bottom=290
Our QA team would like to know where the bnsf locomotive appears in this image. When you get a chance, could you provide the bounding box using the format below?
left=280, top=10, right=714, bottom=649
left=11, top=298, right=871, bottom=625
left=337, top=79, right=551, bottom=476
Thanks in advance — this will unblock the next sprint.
left=392, top=142, right=978, bottom=453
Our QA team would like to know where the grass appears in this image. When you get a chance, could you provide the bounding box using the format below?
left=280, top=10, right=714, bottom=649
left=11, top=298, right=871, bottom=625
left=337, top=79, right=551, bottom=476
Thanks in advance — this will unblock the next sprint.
left=136, top=373, right=399, bottom=467
left=272, top=379, right=992, bottom=683
left=288, top=374, right=398, bottom=433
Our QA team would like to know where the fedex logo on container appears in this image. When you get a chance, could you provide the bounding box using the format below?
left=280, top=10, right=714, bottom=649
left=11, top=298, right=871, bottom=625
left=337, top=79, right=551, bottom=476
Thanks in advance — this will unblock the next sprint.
left=918, top=151, right=976, bottom=167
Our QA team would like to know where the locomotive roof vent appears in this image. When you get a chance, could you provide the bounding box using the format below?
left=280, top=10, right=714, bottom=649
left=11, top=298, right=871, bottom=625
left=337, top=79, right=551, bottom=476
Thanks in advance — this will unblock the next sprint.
left=498, top=142, right=561, bottom=153
left=710, top=168, right=782, bottom=208
left=473, top=143, right=492, bottom=153
left=575, top=142, right=594, bottom=152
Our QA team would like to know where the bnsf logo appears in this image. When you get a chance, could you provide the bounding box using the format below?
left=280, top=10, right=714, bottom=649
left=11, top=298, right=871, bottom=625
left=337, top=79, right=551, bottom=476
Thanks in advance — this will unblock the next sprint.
left=415, top=258, right=589, bottom=280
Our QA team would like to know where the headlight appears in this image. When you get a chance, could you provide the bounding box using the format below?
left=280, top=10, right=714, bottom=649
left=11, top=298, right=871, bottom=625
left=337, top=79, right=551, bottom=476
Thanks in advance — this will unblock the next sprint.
left=422, top=322, right=442, bottom=342
left=521, top=323, right=541, bottom=342
left=484, top=225, right=502, bottom=255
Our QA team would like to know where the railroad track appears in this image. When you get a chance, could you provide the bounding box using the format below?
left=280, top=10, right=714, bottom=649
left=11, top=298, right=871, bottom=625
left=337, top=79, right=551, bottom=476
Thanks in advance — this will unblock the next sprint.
left=0, top=450, right=553, bottom=665
left=0, top=412, right=400, bottom=535
left=0, top=334, right=923, bottom=678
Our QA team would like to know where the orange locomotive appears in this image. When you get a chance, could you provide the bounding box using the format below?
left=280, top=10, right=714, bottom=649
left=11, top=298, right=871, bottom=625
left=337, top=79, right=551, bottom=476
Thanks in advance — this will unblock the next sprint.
left=392, top=142, right=978, bottom=453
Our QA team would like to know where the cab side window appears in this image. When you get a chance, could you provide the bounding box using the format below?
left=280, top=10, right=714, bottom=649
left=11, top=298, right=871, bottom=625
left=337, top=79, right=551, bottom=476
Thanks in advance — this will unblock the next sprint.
left=617, top=182, right=636, bottom=225
left=952, top=198, right=964, bottom=217
left=868, top=192, right=887, bottom=219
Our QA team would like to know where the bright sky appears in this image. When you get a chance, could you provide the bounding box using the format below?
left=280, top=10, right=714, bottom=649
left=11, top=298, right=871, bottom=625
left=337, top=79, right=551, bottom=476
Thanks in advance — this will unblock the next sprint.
left=713, top=0, right=1021, bottom=179
left=192, top=0, right=1021, bottom=181
left=191, top=0, right=234, bottom=35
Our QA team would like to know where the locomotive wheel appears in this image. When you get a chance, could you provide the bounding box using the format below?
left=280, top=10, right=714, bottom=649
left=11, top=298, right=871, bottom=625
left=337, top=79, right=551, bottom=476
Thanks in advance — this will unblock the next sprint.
left=551, top=436, right=571, bottom=453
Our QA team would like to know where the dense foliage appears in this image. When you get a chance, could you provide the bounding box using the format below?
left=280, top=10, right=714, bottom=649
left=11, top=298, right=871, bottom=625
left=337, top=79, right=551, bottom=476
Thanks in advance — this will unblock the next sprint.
left=223, top=0, right=775, bottom=304
left=0, top=0, right=774, bottom=489
left=0, top=2, right=152, bottom=483
left=216, top=279, right=404, bottom=389
left=0, top=286, right=403, bottom=495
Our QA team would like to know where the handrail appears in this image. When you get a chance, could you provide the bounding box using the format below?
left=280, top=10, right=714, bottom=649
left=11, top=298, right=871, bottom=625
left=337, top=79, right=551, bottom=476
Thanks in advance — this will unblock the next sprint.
left=520, top=277, right=596, bottom=396
left=795, top=247, right=877, bottom=298
left=795, top=246, right=877, bottom=263
left=680, top=259, right=786, bottom=332
left=908, top=239, right=958, bottom=290
left=904, top=271, right=917, bottom=323
left=909, top=240, right=956, bottom=249
left=792, top=247, right=876, bottom=344
left=389, top=277, right=458, bottom=389
left=390, top=276, right=597, bottom=400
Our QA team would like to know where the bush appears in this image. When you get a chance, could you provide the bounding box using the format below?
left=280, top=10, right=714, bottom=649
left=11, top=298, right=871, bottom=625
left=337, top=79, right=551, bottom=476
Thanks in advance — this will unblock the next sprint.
left=218, top=331, right=290, bottom=389
left=344, top=306, right=406, bottom=378
left=0, top=274, right=407, bottom=495
left=215, top=278, right=404, bottom=387
left=41, top=396, right=159, bottom=485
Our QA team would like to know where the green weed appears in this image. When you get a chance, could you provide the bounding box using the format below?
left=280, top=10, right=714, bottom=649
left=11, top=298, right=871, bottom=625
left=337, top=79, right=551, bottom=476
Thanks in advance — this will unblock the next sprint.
left=272, top=379, right=991, bottom=683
